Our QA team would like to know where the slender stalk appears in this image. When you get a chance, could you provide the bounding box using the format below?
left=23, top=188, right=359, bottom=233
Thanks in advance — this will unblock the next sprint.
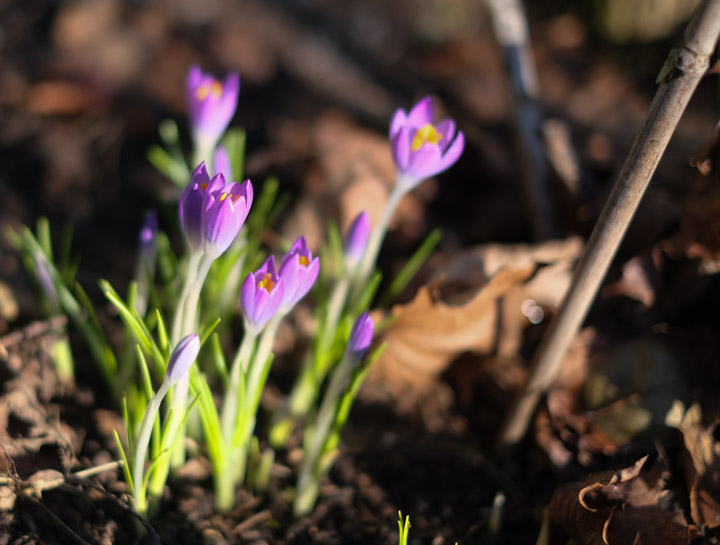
left=269, top=274, right=351, bottom=447
left=353, top=181, right=406, bottom=296
left=221, top=329, right=258, bottom=443
left=294, top=352, right=353, bottom=516
left=170, top=252, right=202, bottom=345
left=180, top=255, right=214, bottom=339
left=132, top=381, right=171, bottom=514
left=497, top=0, right=720, bottom=449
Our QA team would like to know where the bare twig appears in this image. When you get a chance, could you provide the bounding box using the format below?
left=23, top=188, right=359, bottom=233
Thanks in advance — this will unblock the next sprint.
left=486, top=0, right=556, bottom=239
left=497, top=0, right=720, bottom=449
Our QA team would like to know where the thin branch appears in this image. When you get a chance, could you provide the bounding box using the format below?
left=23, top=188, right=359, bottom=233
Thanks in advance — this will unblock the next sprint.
left=486, top=0, right=556, bottom=239
left=497, top=0, right=720, bottom=449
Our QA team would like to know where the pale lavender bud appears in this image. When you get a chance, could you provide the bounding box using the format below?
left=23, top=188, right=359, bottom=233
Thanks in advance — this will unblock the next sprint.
left=346, top=312, right=374, bottom=360
left=343, top=211, right=370, bottom=270
left=165, top=333, right=200, bottom=385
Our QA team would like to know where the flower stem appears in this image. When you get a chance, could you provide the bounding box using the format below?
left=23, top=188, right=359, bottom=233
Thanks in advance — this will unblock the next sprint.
left=294, top=352, right=353, bottom=517
left=132, top=380, right=171, bottom=515
left=171, top=252, right=202, bottom=346
left=353, top=181, right=406, bottom=300
left=221, top=329, right=258, bottom=446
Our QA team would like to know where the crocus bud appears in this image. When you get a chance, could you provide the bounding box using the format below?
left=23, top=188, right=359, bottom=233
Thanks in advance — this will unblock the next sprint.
left=187, top=66, right=240, bottom=159
left=34, top=252, right=59, bottom=312
left=343, top=211, right=370, bottom=270
left=346, top=312, right=374, bottom=360
left=389, top=96, right=464, bottom=192
left=214, top=145, right=233, bottom=181
left=135, top=210, right=158, bottom=316
left=278, top=236, right=320, bottom=313
left=165, top=333, right=200, bottom=385
left=241, top=256, right=285, bottom=332
left=201, top=178, right=253, bottom=260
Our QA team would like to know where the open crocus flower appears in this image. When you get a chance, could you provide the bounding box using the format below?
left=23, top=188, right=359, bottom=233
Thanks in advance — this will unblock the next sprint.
left=187, top=65, right=240, bottom=158
left=201, top=177, right=253, bottom=260
left=278, top=236, right=320, bottom=314
left=389, top=96, right=465, bottom=191
left=241, top=256, right=285, bottom=332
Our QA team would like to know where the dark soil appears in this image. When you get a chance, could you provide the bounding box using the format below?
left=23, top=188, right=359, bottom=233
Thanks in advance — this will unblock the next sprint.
left=1, top=0, right=719, bottom=544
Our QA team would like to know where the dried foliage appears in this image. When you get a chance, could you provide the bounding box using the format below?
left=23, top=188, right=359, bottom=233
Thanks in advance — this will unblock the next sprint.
left=548, top=455, right=701, bottom=545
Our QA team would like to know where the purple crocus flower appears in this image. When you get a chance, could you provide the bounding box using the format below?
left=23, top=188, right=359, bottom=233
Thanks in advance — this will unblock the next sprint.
left=346, top=312, right=374, bottom=360
left=241, top=256, right=285, bottom=332
left=201, top=177, right=253, bottom=260
left=187, top=65, right=240, bottom=156
left=278, top=236, right=320, bottom=313
left=179, top=162, right=253, bottom=258
left=179, top=162, right=227, bottom=253
left=165, top=333, right=200, bottom=385
left=389, top=96, right=464, bottom=191
left=343, top=211, right=370, bottom=271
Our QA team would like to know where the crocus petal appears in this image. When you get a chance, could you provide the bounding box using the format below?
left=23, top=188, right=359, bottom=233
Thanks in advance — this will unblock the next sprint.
left=433, top=131, right=465, bottom=175
left=406, top=145, right=443, bottom=182
left=257, top=281, right=284, bottom=328
left=434, top=119, right=456, bottom=152
left=222, top=72, right=241, bottom=102
left=187, top=65, right=203, bottom=90
left=214, top=146, right=233, bottom=180
left=241, top=272, right=257, bottom=320
left=389, top=108, right=408, bottom=137
left=407, top=96, right=434, bottom=127
left=165, top=333, right=200, bottom=385
left=391, top=127, right=411, bottom=172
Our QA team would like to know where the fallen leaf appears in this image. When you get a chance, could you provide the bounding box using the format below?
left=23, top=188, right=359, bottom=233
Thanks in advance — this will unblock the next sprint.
left=369, top=264, right=535, bottom=396
left=668, top=403, right=720, bottom=531
left=548, top=455, right=700, bottom=545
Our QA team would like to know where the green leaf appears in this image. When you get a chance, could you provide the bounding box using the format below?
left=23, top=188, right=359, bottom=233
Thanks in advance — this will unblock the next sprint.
left=155, top=309, right=169, bottom=356
left=147, top=145, right=189, bottom=189
left=351, top=270, right=382, bottom=315
left=210, top=333, right=229, bottom=388
left=222, top=128, right=247, bottom=181
left=324, top=343, right=386, bottom=455
left=102, top=279, right=165, bottom=376
left=113, top=429, right=134, bottom=495
left=378, top=227, right=442, bottom=307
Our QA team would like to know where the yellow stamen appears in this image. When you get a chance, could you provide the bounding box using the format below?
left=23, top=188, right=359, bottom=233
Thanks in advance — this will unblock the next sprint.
left=201, top=183, right=208, bottom=191
left=257, top=273, right=276, bottom=293
left=195, top=80, right=223, bottom=101
left=299, top=256, right=310, bottom=267
left=410, top=124, right=443, bottom=152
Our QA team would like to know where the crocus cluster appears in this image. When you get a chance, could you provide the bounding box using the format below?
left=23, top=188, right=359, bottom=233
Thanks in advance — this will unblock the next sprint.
left=179, top=162, right=253, bottom=261
left=389, top=96, right=465, bottom=191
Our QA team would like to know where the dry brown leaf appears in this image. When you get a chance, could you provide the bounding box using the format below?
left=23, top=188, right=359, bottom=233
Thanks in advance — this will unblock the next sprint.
left=670, top=403, right=720, bottom=531
left=549, top=455, right=700, bottom=545
left=369, top=264, right=535, bottom=395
